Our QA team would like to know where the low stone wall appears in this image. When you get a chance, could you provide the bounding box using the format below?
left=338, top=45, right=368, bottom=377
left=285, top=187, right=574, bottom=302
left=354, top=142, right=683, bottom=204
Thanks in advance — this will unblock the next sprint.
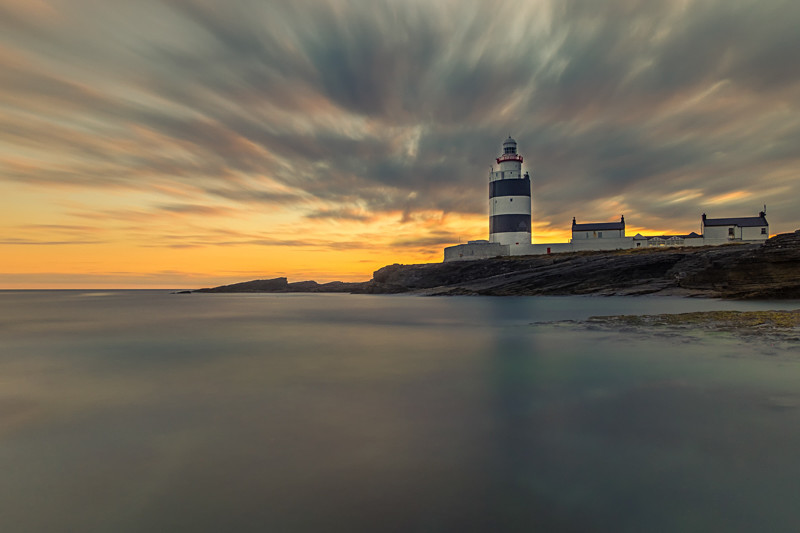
left=444, top=234, right=774, bottom=262
left=572, top=237, right=634, bottom=251
left=512, top=243, right=574, bottom=256
left=443, top=242, right=509, bottom=262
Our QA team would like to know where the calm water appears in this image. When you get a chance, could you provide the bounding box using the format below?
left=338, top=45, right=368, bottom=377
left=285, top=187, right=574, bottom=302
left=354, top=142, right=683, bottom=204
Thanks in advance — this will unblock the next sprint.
left=1, top=291, right=800, bottom=532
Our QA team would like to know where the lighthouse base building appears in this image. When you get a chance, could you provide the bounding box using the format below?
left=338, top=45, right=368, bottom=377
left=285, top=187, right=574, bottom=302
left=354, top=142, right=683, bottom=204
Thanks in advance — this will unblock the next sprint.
left=444, top=138, right=770, bottom=262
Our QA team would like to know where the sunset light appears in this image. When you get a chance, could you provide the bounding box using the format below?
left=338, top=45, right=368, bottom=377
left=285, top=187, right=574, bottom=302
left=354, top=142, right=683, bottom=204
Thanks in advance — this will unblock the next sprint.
left=1, top=0, right=798, bottom=288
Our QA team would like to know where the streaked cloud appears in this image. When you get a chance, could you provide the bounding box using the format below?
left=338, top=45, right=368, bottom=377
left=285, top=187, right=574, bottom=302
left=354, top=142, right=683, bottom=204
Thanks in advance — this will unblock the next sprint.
left=1, top=0, right=799, bottom=287
left=0, top=238, right=107, bottom=246
left=705, top=190, right=753, bottom=206
left=305, top=208, right=374, bottom=222
left=156, top=203, right=238, bottom=216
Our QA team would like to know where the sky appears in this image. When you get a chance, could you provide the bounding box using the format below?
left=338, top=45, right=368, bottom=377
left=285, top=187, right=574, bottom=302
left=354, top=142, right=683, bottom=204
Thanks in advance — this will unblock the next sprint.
left=1, top=0, right=799, bottom=288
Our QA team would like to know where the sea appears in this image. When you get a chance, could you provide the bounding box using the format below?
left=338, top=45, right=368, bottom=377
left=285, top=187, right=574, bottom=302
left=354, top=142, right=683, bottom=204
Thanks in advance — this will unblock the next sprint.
left=1, top=290, right=800, bottom=532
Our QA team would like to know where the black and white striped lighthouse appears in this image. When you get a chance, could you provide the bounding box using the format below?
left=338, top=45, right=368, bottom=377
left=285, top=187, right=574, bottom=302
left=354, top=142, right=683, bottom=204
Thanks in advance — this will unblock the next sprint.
left=489, top=136, right=531, bottom=246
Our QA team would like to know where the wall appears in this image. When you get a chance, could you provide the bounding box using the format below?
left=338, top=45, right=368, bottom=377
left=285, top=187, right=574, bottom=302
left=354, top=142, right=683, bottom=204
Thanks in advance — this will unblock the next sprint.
left=572, top=237, right=634, bottom=251
left=703, top=225, right=739, bottom=240
left=447, top=237, right=637, bottom=260
left=444, top=242, right=510, bottom=262
left=512, top=239, right=633, bottom=256
left=571, top=229, right=624, bottom=240
left=512, top=243, right=575, bottom=256
left=704, top=225, right=769, bottom=242
left=443, top=231, right=761, bottom=263
left=702, top=238, right=733, bottom=246
left=742, top=226, right=769, bottom=241
left=682, top=237, right=707, bottom=247
left=489, top=169, right=531, bottom=245
left=491, top=195, right=530, bottom=216
left=642, top=236, right=704, bottom=248
left=493, top=231, right=533, bottom=246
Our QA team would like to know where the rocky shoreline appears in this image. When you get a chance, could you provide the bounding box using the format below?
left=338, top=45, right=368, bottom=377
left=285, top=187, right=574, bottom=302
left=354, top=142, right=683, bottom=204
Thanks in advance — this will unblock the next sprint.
left=191, top=230, right=800, bottom=299
left=192, top=278, right=365, bottom=294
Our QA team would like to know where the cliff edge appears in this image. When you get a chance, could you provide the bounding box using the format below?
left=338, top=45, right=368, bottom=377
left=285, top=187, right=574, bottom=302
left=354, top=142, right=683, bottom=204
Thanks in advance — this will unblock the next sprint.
left=360, top=230, right=800, bottom=299
left=196, top=230, right=800, bottom=299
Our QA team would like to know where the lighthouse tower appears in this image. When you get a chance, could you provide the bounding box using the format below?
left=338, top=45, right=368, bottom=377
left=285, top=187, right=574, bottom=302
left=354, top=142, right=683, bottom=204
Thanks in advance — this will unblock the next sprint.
left=489, top=136, right=531, bottom=245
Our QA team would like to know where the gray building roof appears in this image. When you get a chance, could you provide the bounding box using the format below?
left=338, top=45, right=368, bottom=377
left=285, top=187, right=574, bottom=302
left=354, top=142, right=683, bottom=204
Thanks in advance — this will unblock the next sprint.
left=572, top=215, right=625, bottom=232
left=573, top=222, right=625, bottom=231
left=702, top=215, right=768, bottom=227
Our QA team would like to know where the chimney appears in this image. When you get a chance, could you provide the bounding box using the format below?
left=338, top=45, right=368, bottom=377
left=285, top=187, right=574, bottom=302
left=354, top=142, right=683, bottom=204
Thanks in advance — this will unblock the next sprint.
left=572, top=217, right=576, bottom=226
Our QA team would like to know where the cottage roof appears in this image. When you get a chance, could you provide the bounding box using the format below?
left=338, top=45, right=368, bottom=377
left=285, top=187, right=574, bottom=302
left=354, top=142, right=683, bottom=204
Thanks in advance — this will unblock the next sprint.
left=573, top=222, right=625, bottom=231
left=702, top=216, right=768, bottom=227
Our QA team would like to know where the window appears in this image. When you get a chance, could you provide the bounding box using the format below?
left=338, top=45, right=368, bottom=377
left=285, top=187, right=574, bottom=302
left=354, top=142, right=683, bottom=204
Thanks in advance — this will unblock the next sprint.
left=598, top=232, right=603, bottom=238
left=761, top=228, right=767, bottom=235
left=728, top=228, right=735, bottom=237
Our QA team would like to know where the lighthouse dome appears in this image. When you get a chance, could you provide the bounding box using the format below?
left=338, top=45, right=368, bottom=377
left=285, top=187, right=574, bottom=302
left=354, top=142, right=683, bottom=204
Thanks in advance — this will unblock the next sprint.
left=502, top=136, right=517, bottom=154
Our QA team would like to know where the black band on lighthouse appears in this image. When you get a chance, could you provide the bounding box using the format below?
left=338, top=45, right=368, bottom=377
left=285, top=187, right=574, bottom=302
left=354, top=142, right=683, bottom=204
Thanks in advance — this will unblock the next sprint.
left=490, top=178, right=531, bottom=198
left=490, top=214, right=531, bottom=234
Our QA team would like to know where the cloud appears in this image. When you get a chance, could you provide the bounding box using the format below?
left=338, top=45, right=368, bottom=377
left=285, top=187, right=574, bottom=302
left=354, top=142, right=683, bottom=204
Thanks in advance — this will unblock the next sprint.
left=0, top=238, right=106, bottom=246
left=390, top=233, right=462, bottom=248
left=156, top=203, right=237, bottom=216
left=305, top=208, right=373, bottom=222
left=17, top=224, right=99, bottom=232
left=1, top=0, right=799, bottom=272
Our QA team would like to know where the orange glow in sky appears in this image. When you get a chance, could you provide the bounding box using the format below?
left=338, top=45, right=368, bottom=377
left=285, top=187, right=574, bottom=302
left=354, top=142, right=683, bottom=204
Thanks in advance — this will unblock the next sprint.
left=1, top=1, right=798, bottom=288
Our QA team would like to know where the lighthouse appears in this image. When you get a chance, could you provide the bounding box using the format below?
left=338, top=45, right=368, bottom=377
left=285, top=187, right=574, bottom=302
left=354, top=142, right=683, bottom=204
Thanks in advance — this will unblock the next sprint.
left=489, top=136, right=531, bottom=245
left=444, top=136, right=770, bottom=262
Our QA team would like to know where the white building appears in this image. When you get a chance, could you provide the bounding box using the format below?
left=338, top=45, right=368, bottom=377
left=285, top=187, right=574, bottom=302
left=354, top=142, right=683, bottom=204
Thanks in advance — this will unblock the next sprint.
left=442, top=138, right=772, bottom=262
left=701, top=212, right=769, bottom=244
left=571, top=216, right=626, bottom=240
left=563, top=216, right=634, bottom=251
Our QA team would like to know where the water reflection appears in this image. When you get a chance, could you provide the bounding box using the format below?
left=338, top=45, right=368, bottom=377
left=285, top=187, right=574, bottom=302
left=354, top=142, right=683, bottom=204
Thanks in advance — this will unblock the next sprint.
left=1, top=292, right=799, bottom=532
left=485, top=324, right=546, bottom=529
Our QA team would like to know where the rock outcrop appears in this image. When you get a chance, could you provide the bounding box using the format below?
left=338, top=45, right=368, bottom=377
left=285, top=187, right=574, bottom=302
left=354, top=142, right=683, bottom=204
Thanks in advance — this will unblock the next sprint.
left=359, top=230, right=800, bottom=299
left=544, top=310, right=800, bottom=345
left=195, top=230, right=800, bottom=299
left=195, top=277, right=365, bottom=293
left=677, top=230, right=800, bottom=299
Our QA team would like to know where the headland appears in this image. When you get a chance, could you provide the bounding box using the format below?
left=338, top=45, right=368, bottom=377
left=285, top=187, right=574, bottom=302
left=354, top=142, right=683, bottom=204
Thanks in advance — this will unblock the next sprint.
left=193, top=230, right=800, bottom=299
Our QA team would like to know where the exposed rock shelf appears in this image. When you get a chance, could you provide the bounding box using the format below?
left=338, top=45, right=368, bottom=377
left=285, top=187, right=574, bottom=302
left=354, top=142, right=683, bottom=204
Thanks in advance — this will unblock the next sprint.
left=541, top=310, right=800, bottom=345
